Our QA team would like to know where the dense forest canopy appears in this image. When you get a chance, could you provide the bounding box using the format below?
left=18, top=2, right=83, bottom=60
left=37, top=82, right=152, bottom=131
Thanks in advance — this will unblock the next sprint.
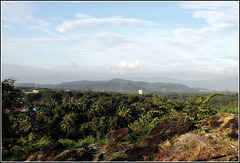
left=2, top=79, right=238, bottom=161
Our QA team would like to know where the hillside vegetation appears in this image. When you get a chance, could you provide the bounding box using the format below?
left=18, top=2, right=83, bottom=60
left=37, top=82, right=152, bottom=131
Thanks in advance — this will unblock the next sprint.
left=2, top=79, right=238, bottom=161
left=15, top=78, right=212, bottom=92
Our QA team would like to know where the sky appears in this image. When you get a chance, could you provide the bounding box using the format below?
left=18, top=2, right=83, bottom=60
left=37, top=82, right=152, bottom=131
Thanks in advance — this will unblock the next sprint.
left=1, top=1, right=239, bottom=86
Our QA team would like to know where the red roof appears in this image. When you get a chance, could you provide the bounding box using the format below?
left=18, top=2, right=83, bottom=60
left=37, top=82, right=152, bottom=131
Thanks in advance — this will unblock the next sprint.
left=14, top=108, right=23, bottom=111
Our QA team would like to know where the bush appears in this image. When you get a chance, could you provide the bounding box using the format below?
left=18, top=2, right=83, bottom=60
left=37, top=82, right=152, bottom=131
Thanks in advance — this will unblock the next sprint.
left=215, top=106, right=239, bottom=114
left=59, top=136, right=108, bottom=149
left=2, top=133, right=53, bottom=161
left=59, top=139, right=76, bottom=149
left=97, top=138, right=110, bottom=146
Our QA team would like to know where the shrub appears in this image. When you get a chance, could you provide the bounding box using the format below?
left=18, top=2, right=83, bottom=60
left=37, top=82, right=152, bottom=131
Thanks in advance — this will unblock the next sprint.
left=97, top=138, right=110, bottom=146
left=59, top=136, right=108, bottom=149
left=2, top=133, right=53, bottom=161
left=59, top=138, right=76, bottom=149
left=216, top=106, right=239, bottom=114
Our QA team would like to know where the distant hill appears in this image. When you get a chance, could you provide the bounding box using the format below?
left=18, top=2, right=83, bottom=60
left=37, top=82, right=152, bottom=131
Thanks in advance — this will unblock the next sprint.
left=127, top=76, right=238, bottom=92
left=180, top=77, right=238, bottom=92
left=15, top=79, right=214, bottom=93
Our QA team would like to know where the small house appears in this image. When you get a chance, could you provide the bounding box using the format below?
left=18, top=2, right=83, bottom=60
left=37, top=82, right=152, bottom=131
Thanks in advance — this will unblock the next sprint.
left=138, top=90, right=143, bottom=95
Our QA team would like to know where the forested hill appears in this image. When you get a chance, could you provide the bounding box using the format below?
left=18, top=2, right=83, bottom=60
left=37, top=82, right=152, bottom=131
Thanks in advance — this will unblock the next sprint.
left=15, top=78, right=212, bottom=92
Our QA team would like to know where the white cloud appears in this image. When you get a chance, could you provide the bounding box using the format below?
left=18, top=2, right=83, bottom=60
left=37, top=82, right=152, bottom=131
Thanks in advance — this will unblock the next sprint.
left=180, top=1, right=238, bottom=13
left=2, top=2, right=36, bottom=23
left=119, top=60, right=141, bottom=69
left=180, top=1, right=238, bottom=28
left=36, top=19, right=50, bottom=27
left=55, top=15, right=153, bottom=32
left=2, top=2, right=52, bottom=33
left=26, top=26, right=53, bottom=34
left=3, top=27, right=238, bottom=78
left=55, top=61, right=81, bottom=71
left=75, top=14, right=93, bottom=19
left=172, top=1, right=239, bottom=60
left=193, top=10, right=237, bottom=28
left=2, top=2, right=238, bottom=82
left=3, top=25, right=13, bottom=29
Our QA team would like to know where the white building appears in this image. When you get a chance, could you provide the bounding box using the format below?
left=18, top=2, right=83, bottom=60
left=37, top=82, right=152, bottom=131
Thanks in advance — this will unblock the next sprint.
left=32, top=90, right=39, bottom=94
left=138, top=90, right=143, bottom=95
left=24, top=89, right=39, bottom=94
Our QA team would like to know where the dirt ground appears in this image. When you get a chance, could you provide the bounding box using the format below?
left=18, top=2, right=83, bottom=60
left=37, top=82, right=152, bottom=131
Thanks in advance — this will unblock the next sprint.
left=103, top=128, right=129, bottom=141
left=154, top=113, right=239, bottom=161
left=142, top=121, right=193, bottom=146
left=154, top=132, right=238, bottom=161
left=110, top=146, right=159, bottom=161
left=26, top=142, right=93, bottom=161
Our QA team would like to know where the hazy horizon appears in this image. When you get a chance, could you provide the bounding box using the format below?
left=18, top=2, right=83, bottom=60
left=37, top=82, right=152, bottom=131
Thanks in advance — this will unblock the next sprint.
left=2, top=1, right=239, bottom=91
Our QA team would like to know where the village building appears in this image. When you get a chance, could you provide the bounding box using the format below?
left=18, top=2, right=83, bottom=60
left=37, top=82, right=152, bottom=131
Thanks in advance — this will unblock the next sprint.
left=23, top=89, right=39, bottom=94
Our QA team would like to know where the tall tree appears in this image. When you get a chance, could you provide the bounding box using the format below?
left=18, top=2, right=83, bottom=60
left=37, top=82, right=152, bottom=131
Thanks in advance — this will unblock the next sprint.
left=2, top=79, right=22, bottom=138
left=2, top=78, right=22, bottom=109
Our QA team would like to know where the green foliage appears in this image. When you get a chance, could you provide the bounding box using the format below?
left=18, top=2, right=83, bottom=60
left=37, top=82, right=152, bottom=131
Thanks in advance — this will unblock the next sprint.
left=97, top=138, right=110, bottom=146
left=15, top=79, right=202, bottom=92
left=181, top=93, right=223, bottom=123
left=128, top=114, right=161, bottom=139
left=2, top=81, right=238, bottom=161
left=3, top=133, right=53, bottom=161
left=59, top=136, right=109, bottom=149
left=124, top=133, right=134, bottom=142
left=2, top=111, right=15, bottom=138
left=60, top=112, right=78, bottom=136
left=59, top=138, right=77, bottom=149
left=2, top=79, right=24, bottom=138
left=215, top=106, right=239, bottom=114
left=2, top=78, right=22, bottom=109
left=202, top=93, right=223, bottom=104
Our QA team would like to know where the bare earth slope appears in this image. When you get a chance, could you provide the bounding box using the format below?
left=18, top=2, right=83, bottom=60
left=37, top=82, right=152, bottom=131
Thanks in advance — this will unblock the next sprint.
left=27, top=113, right=238, bottom=161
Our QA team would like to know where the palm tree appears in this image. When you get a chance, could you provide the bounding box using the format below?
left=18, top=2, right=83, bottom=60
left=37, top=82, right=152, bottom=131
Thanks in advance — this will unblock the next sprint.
left=118, top=106, right=132, bottom=122
left=11, top=114, right=35, bottom=136
left=60, top=112, right=77, bottom=136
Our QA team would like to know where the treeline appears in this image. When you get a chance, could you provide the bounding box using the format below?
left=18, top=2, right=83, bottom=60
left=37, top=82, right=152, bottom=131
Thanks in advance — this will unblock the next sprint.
left=2, top=79, right=238, bottom=161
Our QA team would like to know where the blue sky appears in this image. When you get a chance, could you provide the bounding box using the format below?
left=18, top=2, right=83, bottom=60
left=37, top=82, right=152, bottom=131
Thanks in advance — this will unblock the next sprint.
left=1, top=1, right=239, bottom=88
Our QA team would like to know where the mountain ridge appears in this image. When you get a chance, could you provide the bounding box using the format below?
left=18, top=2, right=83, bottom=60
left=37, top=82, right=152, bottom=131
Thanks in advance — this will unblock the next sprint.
left=15, top=78, right=214, bottom=93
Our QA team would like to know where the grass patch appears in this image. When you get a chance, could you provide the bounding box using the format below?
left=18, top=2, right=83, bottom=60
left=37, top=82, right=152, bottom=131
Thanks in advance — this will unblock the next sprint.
left=97, top=138, right=110, bottom=146
left=59, top=137, right=94, bottom=149
left=75, top=137, right=95, bottom=148
left=59, top=136, right=110, bottom=149
left=59, top=139, right=76, bottom=149
left=215, top=107, right=238, bottom=114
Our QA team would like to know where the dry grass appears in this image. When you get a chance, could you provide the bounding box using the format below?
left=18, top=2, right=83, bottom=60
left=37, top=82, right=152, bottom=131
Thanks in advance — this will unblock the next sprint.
left=154, top=131, right=238, bottom=161
left=101, top=141, right=134, bottom=161
left=219, top=114, right=235, bottom=130
left=101, top=114, right=239, bottom=161
left=164, top=139, right=171, bottom=148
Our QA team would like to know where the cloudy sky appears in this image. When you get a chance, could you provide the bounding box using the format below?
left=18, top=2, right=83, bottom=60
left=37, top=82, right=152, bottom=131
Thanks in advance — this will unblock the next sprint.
left=1, top=1, right=239, bottom=85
